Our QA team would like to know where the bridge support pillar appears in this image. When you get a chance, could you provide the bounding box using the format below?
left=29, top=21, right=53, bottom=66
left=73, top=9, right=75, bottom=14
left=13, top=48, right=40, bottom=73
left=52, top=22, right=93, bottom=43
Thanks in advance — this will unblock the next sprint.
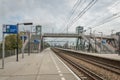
left=116, top=32, right=120, bottom=55
left=76, top=38, right=80, bottom=50
left=76, top=38, right=84, bottom=51
left=35, top=25, right=42, bottom=52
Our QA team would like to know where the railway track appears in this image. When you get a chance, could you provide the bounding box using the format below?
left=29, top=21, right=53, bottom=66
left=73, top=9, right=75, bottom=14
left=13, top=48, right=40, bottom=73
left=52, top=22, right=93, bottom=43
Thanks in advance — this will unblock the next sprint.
left=52, top=48, right=104, bottom=80
left=51, top=48, right=120, bottom=80
left=55, top=48, right=120, bottom=74
left=64, top=52, right=120, bottom=75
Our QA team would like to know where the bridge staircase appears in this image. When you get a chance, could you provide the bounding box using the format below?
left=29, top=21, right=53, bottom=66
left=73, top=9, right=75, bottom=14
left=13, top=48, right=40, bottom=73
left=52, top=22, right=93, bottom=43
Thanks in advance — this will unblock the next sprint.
left=22, top=33, right=40, bottom=53
left=90, top=34, right=116, bottom=54
left=80, top=33, right=101, bottom=53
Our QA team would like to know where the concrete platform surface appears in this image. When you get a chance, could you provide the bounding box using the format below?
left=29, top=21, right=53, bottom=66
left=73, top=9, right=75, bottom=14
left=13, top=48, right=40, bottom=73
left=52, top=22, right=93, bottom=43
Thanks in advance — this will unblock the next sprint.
left=0, top=48, right=80, bottom=80
left=85, top=53, right=120, bottom=61
left=59, top=48, right=120, bottom=61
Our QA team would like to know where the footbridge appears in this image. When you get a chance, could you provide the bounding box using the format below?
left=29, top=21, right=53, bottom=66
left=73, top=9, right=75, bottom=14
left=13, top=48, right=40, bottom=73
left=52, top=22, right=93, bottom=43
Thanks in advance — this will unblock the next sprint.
left=23, top=32, right=118, bottom=54
left=43, top=33, right=114, bottom=39
left=41, top=33, right=117, bottom=54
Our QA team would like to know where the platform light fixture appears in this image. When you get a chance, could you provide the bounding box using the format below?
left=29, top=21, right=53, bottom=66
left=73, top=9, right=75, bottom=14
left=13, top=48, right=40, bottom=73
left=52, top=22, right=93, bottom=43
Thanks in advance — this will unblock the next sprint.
left=16, top=22, right=33, bottom=61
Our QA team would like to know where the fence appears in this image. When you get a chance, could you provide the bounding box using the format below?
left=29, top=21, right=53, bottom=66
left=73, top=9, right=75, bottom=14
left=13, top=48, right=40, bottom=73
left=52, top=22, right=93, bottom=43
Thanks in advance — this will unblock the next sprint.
left=0, top=49, right=21, bottom=59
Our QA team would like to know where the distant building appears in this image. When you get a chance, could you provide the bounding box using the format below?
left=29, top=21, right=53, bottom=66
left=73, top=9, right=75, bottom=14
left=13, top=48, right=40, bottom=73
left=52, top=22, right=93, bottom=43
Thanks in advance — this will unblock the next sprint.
left=76, top=26, right=84, bottom=34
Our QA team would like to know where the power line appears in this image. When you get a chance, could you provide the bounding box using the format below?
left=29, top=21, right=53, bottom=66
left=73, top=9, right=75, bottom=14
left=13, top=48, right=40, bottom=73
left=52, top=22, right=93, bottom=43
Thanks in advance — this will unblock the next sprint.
left=53, top=0, right=97, bottom=42
left=72, top=0, right=81, bottom=13
left=63, top=0, right=84, bottom=33
left=85, top=12, right=120, bottom=32
left=52, top=0, right=83, bottom=41
left=80, top=0, right=120, bottom=33
left=67, top=0, right=97, bottom=29
left=59, top=0, right=97, bottom=34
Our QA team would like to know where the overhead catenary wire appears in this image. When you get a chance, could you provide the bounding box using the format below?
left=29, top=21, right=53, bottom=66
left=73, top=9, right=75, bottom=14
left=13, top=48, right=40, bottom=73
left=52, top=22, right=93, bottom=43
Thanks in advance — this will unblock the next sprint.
left=70, top=0, right=85, bottom=20
left=52, top=0, right=83, bottom=41
left=67, top=0, right=97, bottom=30
left=60, top=0, right=97, bottom=34
left=54, top=0, right=120, bottom=44
left=53, top=0, right=97, bottom=42
left=72, top=0, right=81, bottom=13
left=110, top=0, right=120, bottom=9
left=85, top=12, right=120, bottom=32
left=62, top=0, right=94, bottom=33
left=62, top=0, right=84, bottom=33
left=80, top=0, right=120, bottom=33
left=54, top=0, right=96, bottom=43
left=56, top=0, right=120, bottom=43
left=88, top=0, right=120, bottom=30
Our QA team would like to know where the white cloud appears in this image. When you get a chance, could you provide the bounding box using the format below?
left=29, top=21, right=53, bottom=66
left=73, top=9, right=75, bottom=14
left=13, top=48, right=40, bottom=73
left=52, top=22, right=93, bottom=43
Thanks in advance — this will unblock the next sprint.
left=0, top=0, right=120, bottom=41
left=107, top=1, right=120, bottom=14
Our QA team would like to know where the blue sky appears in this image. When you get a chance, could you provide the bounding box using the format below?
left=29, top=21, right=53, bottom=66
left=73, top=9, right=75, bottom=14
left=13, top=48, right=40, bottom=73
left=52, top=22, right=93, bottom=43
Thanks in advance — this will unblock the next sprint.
left=0, top=0, right=120, bottom=41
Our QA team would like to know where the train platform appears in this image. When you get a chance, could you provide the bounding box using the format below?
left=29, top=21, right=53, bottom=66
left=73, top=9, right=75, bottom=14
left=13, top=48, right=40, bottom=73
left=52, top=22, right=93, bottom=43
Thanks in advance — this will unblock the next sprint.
left=58, top=48, right=120, bottom=61
left=84, top=52, right=120, bottom=61
left=0, top=48, right=80, bottom=80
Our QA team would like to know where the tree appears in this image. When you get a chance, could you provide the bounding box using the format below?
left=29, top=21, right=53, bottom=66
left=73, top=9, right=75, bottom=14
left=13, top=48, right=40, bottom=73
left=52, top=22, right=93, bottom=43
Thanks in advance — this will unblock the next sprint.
left=0, top=42, right=2, bottom=50
left=5, top=34, right=22, bottom=50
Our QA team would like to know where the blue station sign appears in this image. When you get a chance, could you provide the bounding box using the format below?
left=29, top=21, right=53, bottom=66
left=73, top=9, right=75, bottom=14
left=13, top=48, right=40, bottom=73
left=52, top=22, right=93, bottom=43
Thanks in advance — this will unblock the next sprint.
left=3, top=25, right=18, bottom=34
left=20, top=36, right=27, bottom=40
left=102, top=40, right=106, bottom=44
left=34, top=39, right=40, bottom=44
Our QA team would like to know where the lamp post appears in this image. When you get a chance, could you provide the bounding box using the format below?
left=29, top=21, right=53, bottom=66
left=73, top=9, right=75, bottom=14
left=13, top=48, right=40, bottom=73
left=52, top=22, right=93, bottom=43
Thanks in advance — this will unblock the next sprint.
left=52, top=27, right=54, bottom=33
left=67, top=26, right=68, bottom=34
left=111, top=29, right=115, bottom=36
left=88, top=27, right=92, bottom=52
left=21, top=31, right=25, bottom=59
left=16, top=22, right=33, bottom=61
left=2, top=30, right=5, bottom=69
left=98, top=32, right=103, bottom=53
left=93, top=30, right=96, bottom=53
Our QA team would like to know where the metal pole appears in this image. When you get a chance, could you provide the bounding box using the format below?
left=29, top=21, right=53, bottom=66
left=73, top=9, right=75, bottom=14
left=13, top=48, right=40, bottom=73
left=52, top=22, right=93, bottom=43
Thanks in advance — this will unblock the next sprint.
left=28, top=32, right=30, bottom=56
left=40, top=26, right=42, bottom=52
left=100, top=33, right=102, bottom=53
left=2, top=33, right=5, bottom=69
left=16, top=24, right=19, bottom=61
left=116, top=32, right=120, bottom=55
left=28, top=26, right=32, bottom=54
left=40, top=37, right=44, bottom=51
left=99, top=32, right=103, bottom=53
left=67, top=26, right=68, bottom=33
left=111, top=30, right=114, bottom=36
left=51, top=27, right=54, bottom=33
left=118, top=35, right=120, bottom=55
left=93, top=30, right=96, bottom=53
left=95, top=37, right=97, bottom=53
left=88, top=28, right=92, bottom=52
left=22, top=35, right=24, bottom=58
left=43, top=38, right=44, bottom=50
left=30, top=26, right=32, bottom=53
left=101, top=32, right=103, bottom=53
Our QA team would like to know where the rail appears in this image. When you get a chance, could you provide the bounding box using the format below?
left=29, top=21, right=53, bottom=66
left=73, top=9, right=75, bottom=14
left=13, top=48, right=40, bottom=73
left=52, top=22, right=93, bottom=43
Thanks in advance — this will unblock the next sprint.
left=52, top=48, right=104, bottom=80
left=52, top=48, right=120, bottom=80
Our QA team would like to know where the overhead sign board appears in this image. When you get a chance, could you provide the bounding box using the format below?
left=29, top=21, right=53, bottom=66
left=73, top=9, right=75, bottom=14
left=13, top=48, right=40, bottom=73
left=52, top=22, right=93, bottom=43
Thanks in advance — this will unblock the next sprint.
left=20, top=36, right=27, bottom=40
left=102, top=40, right=106, bottom=44
left=34, top=39, right=40, bottom=44
left=3, top=25, right=18, bottom=34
